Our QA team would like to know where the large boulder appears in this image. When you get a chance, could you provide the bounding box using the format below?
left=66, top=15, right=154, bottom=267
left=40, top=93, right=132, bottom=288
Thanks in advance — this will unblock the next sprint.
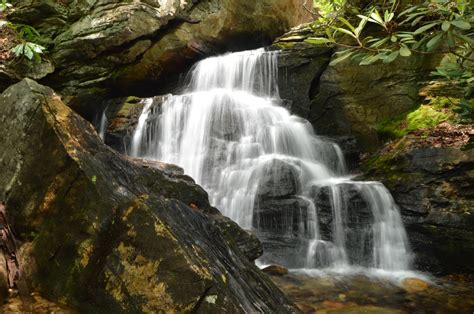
left=0, top=79, right=297, bottom=312
left=5, top=0, right=311, bottom=109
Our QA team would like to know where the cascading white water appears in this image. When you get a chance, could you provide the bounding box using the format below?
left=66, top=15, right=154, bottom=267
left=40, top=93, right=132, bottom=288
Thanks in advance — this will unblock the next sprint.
left=97, top=105, right=109, bottom=141
left=130, top=48, right=413, bottom=272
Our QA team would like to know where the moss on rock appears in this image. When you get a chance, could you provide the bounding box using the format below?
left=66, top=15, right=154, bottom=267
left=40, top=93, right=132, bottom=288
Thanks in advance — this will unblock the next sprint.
left=377, top=97, right=460, bottom=139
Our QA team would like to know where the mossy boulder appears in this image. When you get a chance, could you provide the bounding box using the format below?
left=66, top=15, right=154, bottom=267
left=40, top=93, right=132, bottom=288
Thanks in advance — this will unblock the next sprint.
left=0, top=79, right=297, bottom=312
left=377, top=97, right=462, bottom=139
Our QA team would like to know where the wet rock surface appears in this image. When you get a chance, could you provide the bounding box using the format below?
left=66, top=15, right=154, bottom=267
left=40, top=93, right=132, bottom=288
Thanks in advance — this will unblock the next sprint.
left=275, top=41, right=332, bottom=121
left=256, top=160, right=301, bottom=199
left=361, top=123, right=474, bottom=275
left=0, top=79, right=297, bottom=312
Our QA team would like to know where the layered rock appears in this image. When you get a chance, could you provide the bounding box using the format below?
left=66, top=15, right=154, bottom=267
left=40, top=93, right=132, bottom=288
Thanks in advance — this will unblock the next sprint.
left=0, top=79, right=296, bottom=312
left=4, top=0, right=311, bottom=109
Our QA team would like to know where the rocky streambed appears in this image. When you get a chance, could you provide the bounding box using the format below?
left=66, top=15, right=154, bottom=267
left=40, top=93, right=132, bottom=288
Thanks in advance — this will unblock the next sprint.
left=270, top=271, right=474, bottom=313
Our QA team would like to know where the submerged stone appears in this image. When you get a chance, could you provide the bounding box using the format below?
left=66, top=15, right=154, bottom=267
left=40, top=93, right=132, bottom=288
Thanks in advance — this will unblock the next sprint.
left=401, top=278, right=429, bottom=293
left=262, top=265, right=289, bottom=276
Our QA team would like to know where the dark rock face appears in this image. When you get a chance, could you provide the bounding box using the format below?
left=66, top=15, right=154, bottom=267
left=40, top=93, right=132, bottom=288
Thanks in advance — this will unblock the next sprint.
left=276, top=42, right=332, bottom=120
left=254, top=160, right=305, bottom=234
left=4, top=0, right=310, bottom=108
left=311, top=184, right=374, bottom=267
left=312, top=185, right=372, bottom=235
left=256, top=160, right=301, bottom=200
left=255, top=198, right=309, bottom=233
left=362, top=138, right=474, bottom=274
left=0, top=79, right=297, bottom=312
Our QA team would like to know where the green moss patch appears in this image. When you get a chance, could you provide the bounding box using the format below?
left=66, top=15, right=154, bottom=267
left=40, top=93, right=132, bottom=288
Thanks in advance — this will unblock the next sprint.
left=378, top=97, right=459, bottom=138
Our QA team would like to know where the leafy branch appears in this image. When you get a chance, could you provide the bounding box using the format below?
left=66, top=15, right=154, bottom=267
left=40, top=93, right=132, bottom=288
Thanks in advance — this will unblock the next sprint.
left=307, top=0, right=473, bottom=123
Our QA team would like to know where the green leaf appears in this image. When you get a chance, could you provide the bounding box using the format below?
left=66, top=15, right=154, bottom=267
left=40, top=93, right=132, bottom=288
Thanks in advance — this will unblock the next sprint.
left=359, top=54, right=380, bottom=65
left=360, top=36, right=374, bottom=45
left=451, top=20, right=471, bottom=30
left=442, top=21, right=450, bottom=31
left=369, top=36, right=389, bottom=48
left=329, top=52, right=354, bottom=66
left=27, top=42, right=45, bottom=54
left=334, top=27, right=357, bottom=38
left=413, top=22, right=440, bottom=35
left=10, top=44, right=23, bottom=57
left=370, top=10, right=385, bottom=26
left=305, top=37, right=334, bottom=44
left=426, top=33, right=444, bottom=50
left=410, top=16, right=424, bottom=27
left=398, top=5, right=419, bottom=17
left=382, top=50, right=399, bottom=64
left=9, top=41, right=45, bottom=61
left=338, top=17, right=355, bottom=32
left=24, top=46, right=34, bottom=60
left=397, top=33, right=414, bottom=38
left=354, top=16, right=369, bottom=37
left=325, top=28, right=333, bottom=40
left=412, top=36, right=428, bottom=50
left=399, top=45, right=412, bottom=57
left=384, top=11, right=394, bottom=23
left=351, top=52, right=367, bottom=61
left=454, top=32, right=474, bottom=45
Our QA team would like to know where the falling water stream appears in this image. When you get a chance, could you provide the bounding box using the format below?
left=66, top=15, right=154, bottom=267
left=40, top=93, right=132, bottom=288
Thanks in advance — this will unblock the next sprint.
left=128, top=48, right=413, bottom=274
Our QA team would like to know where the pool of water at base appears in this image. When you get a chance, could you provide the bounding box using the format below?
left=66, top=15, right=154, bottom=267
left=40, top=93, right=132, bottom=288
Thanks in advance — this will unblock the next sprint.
left=269, top=270, right=474, bottom=313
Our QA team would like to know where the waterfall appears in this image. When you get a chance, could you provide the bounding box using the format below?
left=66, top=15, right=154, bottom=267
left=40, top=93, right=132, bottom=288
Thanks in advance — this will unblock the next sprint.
left=97, top=105, right=109, bottom=141
left=130, top=48, right=413, bottom=272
